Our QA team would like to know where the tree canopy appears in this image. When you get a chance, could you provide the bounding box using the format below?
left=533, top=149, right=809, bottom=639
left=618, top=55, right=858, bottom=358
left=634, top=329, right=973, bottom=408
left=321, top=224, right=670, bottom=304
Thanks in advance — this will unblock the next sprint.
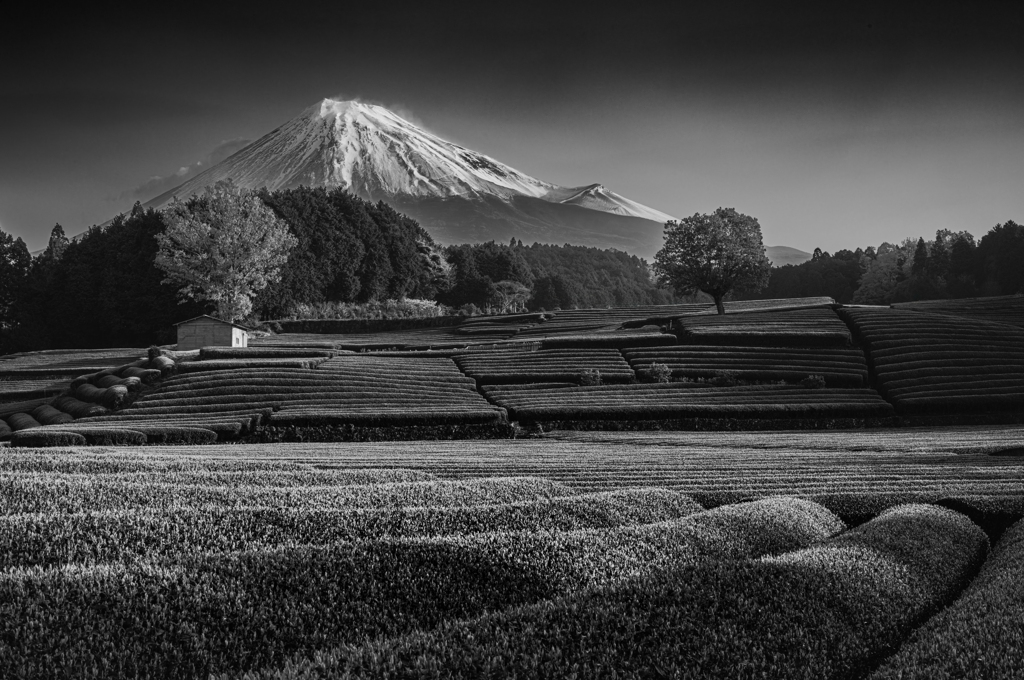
left=654, top=208, right=771, bottom=314
left=156, top=181, right=297, bottom=322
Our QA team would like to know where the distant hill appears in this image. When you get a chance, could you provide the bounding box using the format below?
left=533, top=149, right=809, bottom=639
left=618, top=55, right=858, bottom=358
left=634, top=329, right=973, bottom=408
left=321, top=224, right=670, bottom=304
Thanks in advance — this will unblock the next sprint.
left=766, top=245, right=813, bottom=267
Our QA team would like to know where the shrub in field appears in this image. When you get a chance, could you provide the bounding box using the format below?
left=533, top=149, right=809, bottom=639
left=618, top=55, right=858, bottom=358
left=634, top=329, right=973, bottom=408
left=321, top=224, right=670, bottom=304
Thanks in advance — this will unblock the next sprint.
left=800, top=374, right=827, bottom=389
left=710, top=369, right=740, bottom=386
left=579, top=368, right=602, bottom=386
left=0, top=498, right=840, bottom=678
left=9, top=430, right=87, bottom=447
left=295, top=504, right=984, bottom=680
left=638, top=362, right=672, bottom=383
left=30, top=404, right=73, bottom=426
left=0, top=420, right=11, bottom=440
left=868, top=517, right=1024, bottom=679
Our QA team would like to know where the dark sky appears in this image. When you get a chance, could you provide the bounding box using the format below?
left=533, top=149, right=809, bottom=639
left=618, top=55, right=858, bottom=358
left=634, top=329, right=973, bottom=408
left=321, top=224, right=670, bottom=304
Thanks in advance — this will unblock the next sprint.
left=3, top=2, right=1023, bottom=253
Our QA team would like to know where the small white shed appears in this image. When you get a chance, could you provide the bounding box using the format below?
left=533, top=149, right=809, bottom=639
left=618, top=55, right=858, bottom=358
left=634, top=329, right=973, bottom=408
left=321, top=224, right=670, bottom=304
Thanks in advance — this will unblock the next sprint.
left=175, top=315, right=250, bottom=351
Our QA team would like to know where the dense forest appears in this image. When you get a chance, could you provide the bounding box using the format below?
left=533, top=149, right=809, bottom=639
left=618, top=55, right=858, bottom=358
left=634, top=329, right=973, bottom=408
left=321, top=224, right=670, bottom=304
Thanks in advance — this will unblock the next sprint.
left=1, top=183, right=1021, bottom=354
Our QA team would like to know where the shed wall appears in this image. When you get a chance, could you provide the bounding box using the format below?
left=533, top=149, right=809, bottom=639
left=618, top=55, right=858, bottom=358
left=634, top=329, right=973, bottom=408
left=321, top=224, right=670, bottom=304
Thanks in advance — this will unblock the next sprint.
left=177, top=322, right=235, bottom=351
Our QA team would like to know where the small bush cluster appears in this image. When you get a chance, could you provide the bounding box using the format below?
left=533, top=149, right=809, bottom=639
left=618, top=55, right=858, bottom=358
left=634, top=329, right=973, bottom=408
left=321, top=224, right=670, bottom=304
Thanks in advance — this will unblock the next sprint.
left=637, top=362, right=672, bottom=383
left=800, top=374, right=827, bottom=389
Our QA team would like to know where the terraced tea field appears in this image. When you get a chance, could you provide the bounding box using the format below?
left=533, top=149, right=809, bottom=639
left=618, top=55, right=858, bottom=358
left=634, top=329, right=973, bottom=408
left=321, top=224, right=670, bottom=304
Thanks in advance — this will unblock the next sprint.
left=3, top=295, right=1024, bottom=445
left=1, top=426, right=1022, bottom=678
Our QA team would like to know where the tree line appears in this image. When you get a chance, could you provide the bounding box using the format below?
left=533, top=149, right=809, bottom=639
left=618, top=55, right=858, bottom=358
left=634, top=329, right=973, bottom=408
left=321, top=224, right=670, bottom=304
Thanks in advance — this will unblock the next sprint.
left=0, top=185, right=675, bottom=353
left=2, top=183, right=1019, bottom=355
left=733, top=223, right=1024, bottom=305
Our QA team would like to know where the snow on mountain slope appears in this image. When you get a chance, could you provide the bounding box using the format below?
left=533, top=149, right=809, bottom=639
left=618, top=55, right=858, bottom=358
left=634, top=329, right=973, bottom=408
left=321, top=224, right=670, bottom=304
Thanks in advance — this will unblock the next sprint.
left=145, top=99, right=674, bottom=226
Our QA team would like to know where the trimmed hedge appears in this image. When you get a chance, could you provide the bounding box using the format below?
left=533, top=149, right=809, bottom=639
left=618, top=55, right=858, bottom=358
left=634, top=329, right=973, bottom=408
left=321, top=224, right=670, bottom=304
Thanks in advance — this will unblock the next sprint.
left=199, top=348, right=337, bottom=360
left=8, top=430, right=88, bottom=447
left=0, top=420, right=10, bottom=440
left=674, top=308, right=852, bottom=347
left=130, top=426, right=219, bottom=445
left=484, top=383, right=895, bottom=422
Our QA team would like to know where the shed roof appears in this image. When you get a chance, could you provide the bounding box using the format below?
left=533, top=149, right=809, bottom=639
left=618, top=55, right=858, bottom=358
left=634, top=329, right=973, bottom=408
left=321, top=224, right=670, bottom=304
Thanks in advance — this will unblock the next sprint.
left=174, top=314, right=252, bottom=331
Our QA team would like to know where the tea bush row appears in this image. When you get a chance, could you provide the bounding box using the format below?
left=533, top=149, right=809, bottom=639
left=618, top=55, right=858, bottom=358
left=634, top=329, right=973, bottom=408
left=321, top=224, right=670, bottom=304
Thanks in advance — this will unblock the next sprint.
left=0, top=488, right=702, bottom=569
left=0, top=498, right=840, bottom=679
left=257, top=504, right=984, bottom=680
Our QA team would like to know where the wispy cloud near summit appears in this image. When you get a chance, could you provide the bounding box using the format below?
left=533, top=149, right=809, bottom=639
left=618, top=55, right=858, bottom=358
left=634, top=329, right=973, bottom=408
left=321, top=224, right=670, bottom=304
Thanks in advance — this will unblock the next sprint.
left=121, top=138, right=252, bottom=202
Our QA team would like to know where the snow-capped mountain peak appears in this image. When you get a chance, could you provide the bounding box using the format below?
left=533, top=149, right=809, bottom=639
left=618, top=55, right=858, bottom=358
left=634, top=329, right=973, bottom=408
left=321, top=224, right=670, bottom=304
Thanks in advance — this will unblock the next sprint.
left=146, top=98, right=673, bottom=226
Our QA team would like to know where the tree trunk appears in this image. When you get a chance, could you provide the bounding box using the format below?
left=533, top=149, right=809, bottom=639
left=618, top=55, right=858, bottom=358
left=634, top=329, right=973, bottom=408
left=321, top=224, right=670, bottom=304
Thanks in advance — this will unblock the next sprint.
left=714, top=294, right=725, bottom=315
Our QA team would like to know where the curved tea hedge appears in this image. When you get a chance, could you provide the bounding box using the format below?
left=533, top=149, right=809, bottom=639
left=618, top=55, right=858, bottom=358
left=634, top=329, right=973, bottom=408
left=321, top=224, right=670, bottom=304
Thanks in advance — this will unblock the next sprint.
left=675, top=307, right=852, bottom=347
left=483, top=382, right=895, bottom=424
left=624, top=344, right=869, bottom=387
left=870, top=516, right=1024, bottom=679
left=893, top=294, right=1024, bottom=329
left=454, top=348, right=634, bottom=385
left=0, top=498, right=840, bottom=679
left=840, top=307, right=1024, bottom=416
left=0, top=488, right=703, bottom=569
left=281, top=504, right=985, bottom=680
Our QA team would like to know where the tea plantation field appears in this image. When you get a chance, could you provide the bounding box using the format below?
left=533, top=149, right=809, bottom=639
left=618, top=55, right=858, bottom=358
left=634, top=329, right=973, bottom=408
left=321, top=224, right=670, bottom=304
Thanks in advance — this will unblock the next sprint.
left=1, top=427, right=1022, bottom=678
left=3, top=295, right=1022, bottom=444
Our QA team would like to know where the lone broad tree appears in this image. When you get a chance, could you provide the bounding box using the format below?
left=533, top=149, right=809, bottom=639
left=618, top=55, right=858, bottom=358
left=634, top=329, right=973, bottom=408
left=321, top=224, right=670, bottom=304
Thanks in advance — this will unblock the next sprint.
left=155, top=181, right=297, bottom=322
left=654, top=208, right=771, bottom=315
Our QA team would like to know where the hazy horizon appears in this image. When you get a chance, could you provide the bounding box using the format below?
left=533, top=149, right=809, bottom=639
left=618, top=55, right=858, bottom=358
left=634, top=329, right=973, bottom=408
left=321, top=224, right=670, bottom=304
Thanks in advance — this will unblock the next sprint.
left=3, top=3, right=1022, bottom=254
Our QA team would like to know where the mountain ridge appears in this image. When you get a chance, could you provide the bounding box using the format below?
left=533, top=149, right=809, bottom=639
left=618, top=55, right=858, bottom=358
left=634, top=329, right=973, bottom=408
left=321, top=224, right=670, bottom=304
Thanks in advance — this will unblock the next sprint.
left=143, top=99, right=678, bottom=258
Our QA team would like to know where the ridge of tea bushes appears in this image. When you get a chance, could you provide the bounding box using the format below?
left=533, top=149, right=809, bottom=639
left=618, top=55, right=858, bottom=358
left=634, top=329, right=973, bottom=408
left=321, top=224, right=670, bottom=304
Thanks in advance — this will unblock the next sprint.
left=892, top=294, right=1024, bottom=329
left=841, top=307, right=1024, bottom=416
left=8, top=430, right=87, bottom=448
left=484, top=382, right=895, bottom=423
left=625, top=344, right=870, bottom=387
left=0, top=498, right=840, bottom=679
left=0, top=488, right=703, bottom=569
left=675, top=307, right=853, bottom=347
left=0, top=476, right=571, bottom=516
left=868, top=516, right=1024, bottom=679
left=264, top=504, right=984, bottom=680
left=454, top=348, right=634, bottom=385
